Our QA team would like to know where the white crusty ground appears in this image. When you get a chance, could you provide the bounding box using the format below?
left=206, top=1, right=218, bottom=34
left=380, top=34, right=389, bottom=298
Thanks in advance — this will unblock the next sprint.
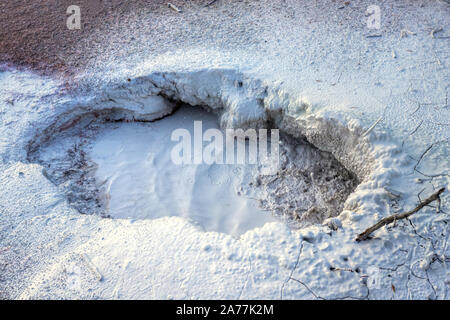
left=0, top=0, right=448, bottom=299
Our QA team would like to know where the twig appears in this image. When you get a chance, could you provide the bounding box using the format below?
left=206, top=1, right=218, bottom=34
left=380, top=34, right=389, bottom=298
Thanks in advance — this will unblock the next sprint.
left=356, top=188, right=445, bottom=242
left=330, top=266, right=359, bottom=273
left=430, top=28, right=443, bottom=38
left=400, top=29, right=416, bottom=38
left=167, top=3, right=182, bottom=13
left=362, top=116, right=383, bottom=137
left=205, top=0, right=219, bottom=6
left=436, top=197, right=441, bottom=213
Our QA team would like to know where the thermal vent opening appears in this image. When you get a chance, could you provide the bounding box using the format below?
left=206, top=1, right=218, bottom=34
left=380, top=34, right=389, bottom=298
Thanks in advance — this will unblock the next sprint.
left=28, top=100, right=358, bottom=237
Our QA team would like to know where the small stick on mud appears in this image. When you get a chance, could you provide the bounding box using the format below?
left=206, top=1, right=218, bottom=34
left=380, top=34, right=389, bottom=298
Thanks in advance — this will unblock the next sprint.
left=356, top=188, right=445, bottom=242
left=430, top=28, right=443, bottom=38
left=400, top=29, right=416, bottom=38
left=391, top=49, right=397, bottom=59
left=330, top=266, right=359, bottom=273
left=167, top=3, right=182, bottom=13
left=205, top=0, right=219, bottom=7
left=362, top=116, right=383, bottom=137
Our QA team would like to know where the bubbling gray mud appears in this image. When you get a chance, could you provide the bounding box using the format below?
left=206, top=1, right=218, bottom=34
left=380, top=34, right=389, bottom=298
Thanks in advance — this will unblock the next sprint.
left=27, top=101, right=358, bottom=230
left=254, top=133, right=357, bottom=227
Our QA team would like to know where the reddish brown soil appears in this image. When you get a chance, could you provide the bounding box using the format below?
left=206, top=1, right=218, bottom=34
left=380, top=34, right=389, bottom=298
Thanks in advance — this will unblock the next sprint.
left=0, top=0, right=179, bottom=76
